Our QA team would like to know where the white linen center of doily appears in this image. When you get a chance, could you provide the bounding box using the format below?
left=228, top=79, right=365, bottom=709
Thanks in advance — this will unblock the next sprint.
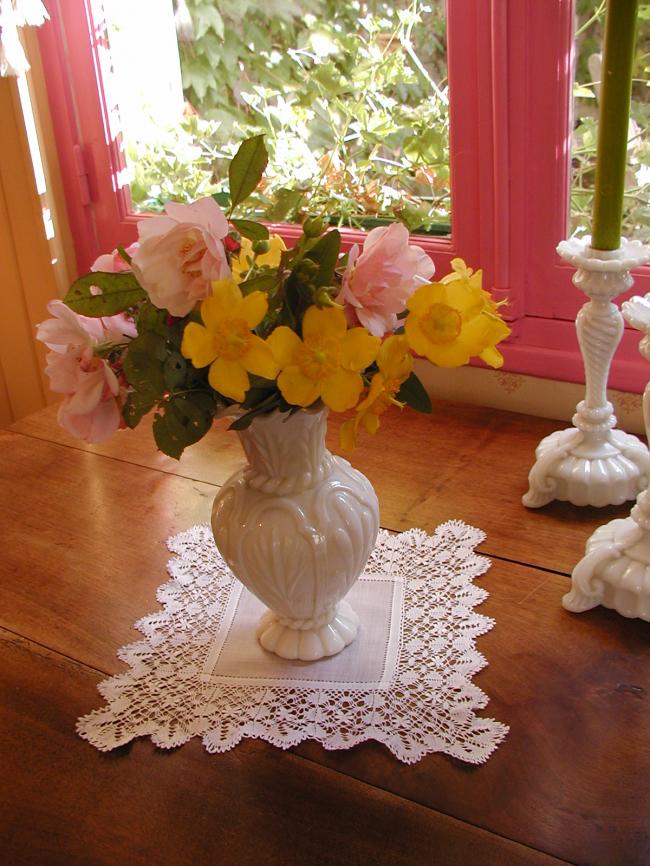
left=202, top=573, right=404, bottom=690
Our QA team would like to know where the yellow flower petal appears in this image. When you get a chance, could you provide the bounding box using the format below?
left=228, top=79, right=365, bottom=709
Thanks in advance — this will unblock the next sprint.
left=362, top=410, right=380, bottom=435
left=267, top=326, right=302, bottom=368
left=341, top=328, right=381, bottom=371
left=277, top=367, right=322, bottom=407
left=404, top=316, right=437, bottom=361
left=302, top=306, right=347, bottom=342
left=320, top=368, right=364, bottom=412
left=479, top=345, right=505, bottom=368
left=202, top=280, right=242, bottom=329
left=442, top=281, right=485, bottom=321
left=441, top=258, right=471, bottom=283
left=208, top=357, right=250, bottom=402
left=231, top=238, right=254, bottom=283
left=406, top=282, right=445, bottom=314
left=339, top=418, right=358, bottom=451
left=181, top=322, right=217, bottom=367
left=356, top=372, right=385, bottom=413
left=242, top=334, right=280, bottom=379
left=421, top=340, right=472, bottom=367
left=377, top=334, right=412, bottom=380
left=236, top=291, right=268, bottom=329
left=256, top=234, right=286, bottom=268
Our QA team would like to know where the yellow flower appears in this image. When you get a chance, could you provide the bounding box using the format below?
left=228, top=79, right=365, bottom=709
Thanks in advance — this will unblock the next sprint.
left=231, top=234, right=286, bottom=283
left=404, top=260, right=510, bottom=368
left=340, top=334, right=413, bottom=450
left=181, top=278, right=278, bottom=402
left=267, top=306, right=380, bottom=412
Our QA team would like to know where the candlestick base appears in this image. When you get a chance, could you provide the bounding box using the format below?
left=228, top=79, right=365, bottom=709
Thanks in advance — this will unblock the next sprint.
left=522, top=422, right=648, bottom=508
left=523, top=237, right=650, bottom=509
left=563, top=507, right=650, bottom=622
left=563, top=289, right=650, bottom=623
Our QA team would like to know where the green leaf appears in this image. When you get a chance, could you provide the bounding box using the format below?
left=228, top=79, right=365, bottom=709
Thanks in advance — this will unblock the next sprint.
left=117, top=245, right=133, bottom=265
left=122, top=332, right=167, bottom=397
left=231, top=219, right=269, bottom=241
left=403, top=129, right=443, bottom=164
left=239, top=273, right=279, bottom=294
left=153, top=394, right=214, bottom=459
left=240, top=384, right=279, bottom=410
left=229, top=405, right=273, bottom=431
left=265, top=188, right=305, bottom=222
left=396, top=372, right=432, bottom=414
left=573, top=83, right=596, bottom=99
left=64, top=272, right=145, bottom=317
left=163, top=351, right=188, bottom=388
left=122, top=390, right=156, bottom=429
left=228, top=135, right=268, bottom=213
left=136, top=301, right=167, bottom=337
left=306, top=229, right=341, bottom=287
left=195, top=5, right=224, bottom=40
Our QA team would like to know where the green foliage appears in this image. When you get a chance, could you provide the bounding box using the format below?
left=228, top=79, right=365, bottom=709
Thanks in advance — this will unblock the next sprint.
left=153, top=393, right=214, bottom=459
left=228, top=134, right=269, bottom=213
left=58, top=137, right=510, bottom=458
left=64, top=272, right=145, bottom=317
left=396, top=372, right=432, bottom=414
left=120, top=0, right=451, bottom=233
left=230, top=219, right=269, bottom=240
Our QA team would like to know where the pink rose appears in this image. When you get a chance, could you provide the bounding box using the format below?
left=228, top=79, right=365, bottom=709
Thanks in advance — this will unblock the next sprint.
left=91, top=242, right=139, bottom=273
left=338, top=223, right=435, bottom=336
left=36, top=301, right=135, bottom=443
left=131, top=197, right=230, bottom=316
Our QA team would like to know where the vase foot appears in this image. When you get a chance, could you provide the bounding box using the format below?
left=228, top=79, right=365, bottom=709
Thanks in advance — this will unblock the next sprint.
left=256, top=600, right=360, bottom=661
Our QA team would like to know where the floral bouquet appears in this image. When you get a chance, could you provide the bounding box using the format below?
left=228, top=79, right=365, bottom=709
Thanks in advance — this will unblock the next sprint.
left=36, top=136, right=511, bottom=458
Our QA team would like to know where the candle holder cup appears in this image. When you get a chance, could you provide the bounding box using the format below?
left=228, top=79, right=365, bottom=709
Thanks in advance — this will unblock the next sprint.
left=523, top=237, right=650, bottom=509
left=563, top=291, right=650, bottom=622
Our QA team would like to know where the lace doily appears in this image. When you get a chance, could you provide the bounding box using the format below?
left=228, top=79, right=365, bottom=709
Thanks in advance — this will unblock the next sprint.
left=77, top=522, right=509, bottom=764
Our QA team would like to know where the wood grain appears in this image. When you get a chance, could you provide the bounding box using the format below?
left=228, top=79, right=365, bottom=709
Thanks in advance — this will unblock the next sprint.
left=0, top=430, right=217, bottom=672
left=0, top=630, right=565, bottom=866
left=297, top=561, right=650, bottom=866
left=3, top=402, right=649, bottom=865
left=11, top=401, right=633, bottom=573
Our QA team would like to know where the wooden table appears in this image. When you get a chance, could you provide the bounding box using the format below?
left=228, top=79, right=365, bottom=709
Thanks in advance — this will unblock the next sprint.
left=1, top=401, right=648, bottom=866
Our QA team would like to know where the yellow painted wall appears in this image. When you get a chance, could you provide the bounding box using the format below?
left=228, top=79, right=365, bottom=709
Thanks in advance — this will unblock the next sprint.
left=0, top=74, right=61, bottom=427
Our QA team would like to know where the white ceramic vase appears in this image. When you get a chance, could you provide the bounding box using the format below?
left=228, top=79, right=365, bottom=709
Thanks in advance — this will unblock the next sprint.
left=211, top=406, right=379, bottom=661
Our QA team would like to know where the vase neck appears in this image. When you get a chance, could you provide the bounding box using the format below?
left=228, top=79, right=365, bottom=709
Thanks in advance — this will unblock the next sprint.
left=238, top=408, right=334, bottom=494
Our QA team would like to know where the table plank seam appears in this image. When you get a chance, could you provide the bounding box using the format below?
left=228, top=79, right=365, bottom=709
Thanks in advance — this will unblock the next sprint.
left=289, top=751, right=574, bottom=865
left=0, top=624, right=110, bottom=678
left=0, top=625, right=570, bottom=865
left=5, top=428, right=226, bottom=489
left=484, top=551, right=574, bottom=580
left=6, top=426, right=583, bottom=582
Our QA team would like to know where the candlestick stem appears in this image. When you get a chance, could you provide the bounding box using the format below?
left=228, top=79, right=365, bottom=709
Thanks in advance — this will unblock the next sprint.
left=523, top=238, right=649, bottom=509
left=563, top=288, right=650, bottom=621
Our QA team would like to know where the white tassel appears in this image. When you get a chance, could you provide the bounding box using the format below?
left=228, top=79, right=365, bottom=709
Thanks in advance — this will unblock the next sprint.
left=174, top=0, right=194, bottom=43
left=0, top=1, right=29, bottom=76
left=11, top=0, right=49, bottom=27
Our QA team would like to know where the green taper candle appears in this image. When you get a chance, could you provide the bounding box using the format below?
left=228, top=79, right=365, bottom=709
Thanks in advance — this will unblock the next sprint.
left=591, top=0, right=639, bottom=250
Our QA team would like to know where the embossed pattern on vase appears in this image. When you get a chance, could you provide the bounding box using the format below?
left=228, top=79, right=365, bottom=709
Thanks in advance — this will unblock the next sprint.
left=211, top=408, right=379, bottom=638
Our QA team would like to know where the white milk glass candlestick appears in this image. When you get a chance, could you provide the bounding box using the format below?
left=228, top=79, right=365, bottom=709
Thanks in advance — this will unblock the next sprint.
left=563, top=291, right=650, bottom=621
left=523, top=238, right=650, bottom=508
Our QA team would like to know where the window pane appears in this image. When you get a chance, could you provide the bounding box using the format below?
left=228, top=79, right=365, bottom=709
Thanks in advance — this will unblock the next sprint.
left=571, top=2, right=650, bottom=242
left=105, top=0, right=450, bottom=234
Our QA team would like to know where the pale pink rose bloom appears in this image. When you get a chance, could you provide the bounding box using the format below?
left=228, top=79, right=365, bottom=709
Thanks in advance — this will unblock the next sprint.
left=91, top=242, right=139, bottom=273
left=338, top=223, right=435, bottom=336
left=36, top=300, right=135, bottom=443
left=131, top=197, right=230, bottom=316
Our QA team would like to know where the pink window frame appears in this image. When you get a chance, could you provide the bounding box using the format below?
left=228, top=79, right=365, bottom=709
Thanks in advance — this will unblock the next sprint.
left=38, top=0, right=650, bottom=392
